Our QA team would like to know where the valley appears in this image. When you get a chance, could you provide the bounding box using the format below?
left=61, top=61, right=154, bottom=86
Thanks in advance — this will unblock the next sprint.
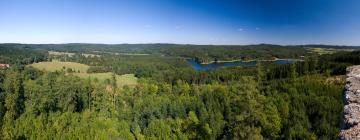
left=0, top=43, right=357, bottom=139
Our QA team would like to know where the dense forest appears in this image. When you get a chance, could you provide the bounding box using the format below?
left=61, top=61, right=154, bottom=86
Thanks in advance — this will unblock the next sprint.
left=0, top=44, right=358, bottom=139
left=4, top=43, right=355, bottom=63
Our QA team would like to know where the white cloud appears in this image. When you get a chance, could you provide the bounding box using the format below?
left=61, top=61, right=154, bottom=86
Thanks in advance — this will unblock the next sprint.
left=255, top=27, right=260, bottom=30
left=237, top=28, right=244, bottom=31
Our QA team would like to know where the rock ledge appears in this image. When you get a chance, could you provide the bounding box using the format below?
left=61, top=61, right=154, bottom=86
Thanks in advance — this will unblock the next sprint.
left=339, top=65, right=360, bottom=140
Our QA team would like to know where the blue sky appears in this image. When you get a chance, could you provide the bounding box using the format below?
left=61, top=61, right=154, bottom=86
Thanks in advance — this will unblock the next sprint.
left=0, top=0, right=360, bottom=45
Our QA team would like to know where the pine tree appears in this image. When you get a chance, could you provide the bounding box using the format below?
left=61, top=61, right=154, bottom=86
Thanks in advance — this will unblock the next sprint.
left=2, top=71, right=25, bottom=139
left=256, top=62, right=264, bottom=88
left=111, top=73, right=117, bottom=109
left=3, top=71, right=24, bottom=119
left=290, top=63, right=297, bottom=80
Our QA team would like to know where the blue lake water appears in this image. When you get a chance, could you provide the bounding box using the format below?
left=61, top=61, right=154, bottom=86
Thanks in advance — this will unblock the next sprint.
left=187, top=59, right=294, bottom=70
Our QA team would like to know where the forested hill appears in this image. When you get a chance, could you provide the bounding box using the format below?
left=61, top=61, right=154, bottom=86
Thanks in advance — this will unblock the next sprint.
left=0, top=45, right=47, bottom=65
left=0, top=43, right=358, bottom=64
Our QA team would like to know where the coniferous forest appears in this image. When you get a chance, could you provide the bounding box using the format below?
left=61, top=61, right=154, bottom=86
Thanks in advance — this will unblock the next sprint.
left=0, top=44, right=358, bottom=139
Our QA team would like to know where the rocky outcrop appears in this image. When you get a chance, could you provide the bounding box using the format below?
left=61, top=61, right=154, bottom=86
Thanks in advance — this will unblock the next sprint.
left=339, top=66, right=360, bottom=140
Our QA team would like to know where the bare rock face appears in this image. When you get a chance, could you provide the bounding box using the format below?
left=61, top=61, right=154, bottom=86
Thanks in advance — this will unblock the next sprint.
left=340, top=66, right=360, bottom=140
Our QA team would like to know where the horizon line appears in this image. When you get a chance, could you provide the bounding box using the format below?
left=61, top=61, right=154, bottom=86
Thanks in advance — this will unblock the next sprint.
left=0, top=42, right=358, bottom=47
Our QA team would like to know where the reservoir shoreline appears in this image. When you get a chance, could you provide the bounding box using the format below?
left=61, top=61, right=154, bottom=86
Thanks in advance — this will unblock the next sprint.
left=187, top=58, right=302, bottom=70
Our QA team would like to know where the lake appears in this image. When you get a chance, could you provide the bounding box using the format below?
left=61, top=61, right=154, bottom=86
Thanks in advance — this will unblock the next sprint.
left=187, top=59, right=294, bottom=70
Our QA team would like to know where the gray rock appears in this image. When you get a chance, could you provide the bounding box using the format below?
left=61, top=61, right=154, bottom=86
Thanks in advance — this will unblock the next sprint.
left=340, top=66, right=360, bottom=139
left=340, top=124, right=360, bottom=140
left=343, top=104, right=360, bottom=127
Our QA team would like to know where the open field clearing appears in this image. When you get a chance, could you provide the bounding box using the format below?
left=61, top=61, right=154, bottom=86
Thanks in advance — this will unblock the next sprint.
left=49, top=51, right=101, bottom=57
left=75, top=73, right=138, bottom=87
left=48, top=51, right=75, bottom=57
left=30, top=61, right=89, bottom=73
left=307, top=47, right=354, bottom=55
left=81, top=53, right=101, bottom=57
left=29, top=61, right=137, bottom=87
left=95, top=51, right=150, bottom=56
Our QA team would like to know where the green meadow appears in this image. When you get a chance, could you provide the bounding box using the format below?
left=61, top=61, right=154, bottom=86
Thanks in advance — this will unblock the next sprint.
left=307, top=47, right=354, bottom=55
left=29, top=61, right=137, bottom=87
left=30, top=61, right=90, bottom=73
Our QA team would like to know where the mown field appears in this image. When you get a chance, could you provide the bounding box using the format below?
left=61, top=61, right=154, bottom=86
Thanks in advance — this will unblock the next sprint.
left=30, top=61, right=90, bottom=72
left=307, top=47, right=354, bottom=55
left=29, top=61, right=137, bottom=87
left=49, top=51, right=101, bottom=58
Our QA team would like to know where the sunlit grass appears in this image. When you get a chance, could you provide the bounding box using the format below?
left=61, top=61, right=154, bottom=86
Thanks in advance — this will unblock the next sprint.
left=307, top=47, right=354, bottom=55
left=29, top=61, right=137, bottom=87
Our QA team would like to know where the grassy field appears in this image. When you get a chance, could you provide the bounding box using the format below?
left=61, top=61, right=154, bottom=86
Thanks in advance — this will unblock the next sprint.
left=75, top=73, right=137, bottom=87
left=30, top=61, right=90, bottom=73
left=48, top=51, right=75, bottom=57
left=49, top=51, right=101, bottom=57
left=29, top=61, right=137, bottom=87
left=307, top=47, right=354, bottom=55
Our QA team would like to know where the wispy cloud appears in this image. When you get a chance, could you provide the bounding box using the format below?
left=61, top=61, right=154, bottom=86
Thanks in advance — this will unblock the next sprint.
left=237, top=28, right=244, bottom=31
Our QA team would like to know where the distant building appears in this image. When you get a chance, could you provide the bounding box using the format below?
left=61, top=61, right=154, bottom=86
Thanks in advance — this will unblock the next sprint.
left=0, top=64, right=10, bottom=69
